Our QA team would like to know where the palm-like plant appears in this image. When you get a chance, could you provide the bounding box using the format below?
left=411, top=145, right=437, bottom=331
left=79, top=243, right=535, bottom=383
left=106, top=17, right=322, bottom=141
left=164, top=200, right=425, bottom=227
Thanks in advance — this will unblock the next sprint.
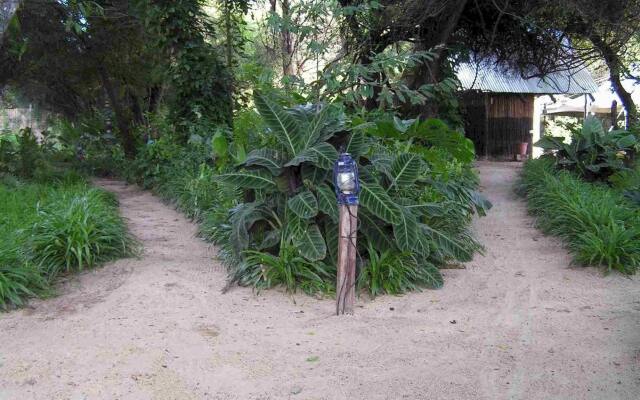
left=215, top=93, right=480, bottom=293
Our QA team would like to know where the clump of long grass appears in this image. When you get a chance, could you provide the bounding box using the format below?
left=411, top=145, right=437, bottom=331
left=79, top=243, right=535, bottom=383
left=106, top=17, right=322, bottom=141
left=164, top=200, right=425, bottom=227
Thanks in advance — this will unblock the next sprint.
left=519, top=158, right=640, bottom=274
left=0, top=240, right=49, bottom=309
left=29, top=187, right=136, bottom=276
left=357, top=243, right=444, bottom=298
left=0, top=179, right=136, bottom=309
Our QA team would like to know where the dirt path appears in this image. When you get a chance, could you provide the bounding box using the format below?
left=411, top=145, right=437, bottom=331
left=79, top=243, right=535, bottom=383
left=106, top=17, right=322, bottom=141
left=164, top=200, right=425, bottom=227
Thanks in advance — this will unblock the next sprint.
left=1, top=163, right=639, bottom=400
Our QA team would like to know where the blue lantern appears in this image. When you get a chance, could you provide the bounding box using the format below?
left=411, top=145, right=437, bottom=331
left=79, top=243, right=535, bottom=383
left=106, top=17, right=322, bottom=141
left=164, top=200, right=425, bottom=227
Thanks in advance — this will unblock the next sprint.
left=333, top=152, right=359, bottom=205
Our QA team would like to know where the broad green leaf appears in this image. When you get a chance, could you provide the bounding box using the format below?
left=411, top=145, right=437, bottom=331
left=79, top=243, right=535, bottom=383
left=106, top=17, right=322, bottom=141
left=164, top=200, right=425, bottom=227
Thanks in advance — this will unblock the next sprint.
left=420, top=223, right=473, bottom=262
left=254, top=94, right=303, bottom=155
left=398, top=200, right=446, bottom=217
left=581, top=115, right=604, bottom=136
left=211, top=131, right=228, bottom=158
left=215, top=170, right=276, bottom=189
left=319, top=106, right=346, bottom=142
left=307, top=142, right=338, bottom=169
left=412, top=232, right=431, bottom=257
left=412, top=118, right=475, bottom=163
left=287, top=190, right=318, bottom=219
left=359, top=211, right=395, bottom=251
left=369, top=152, right=394, bottom=179
left=393, top=208, right=419, bottom=252
left=301, top=164, right=329, bottom=185
left=324, top=221, right=338, bottom=265
left=292, top=223, right=327, bottom=261
left=360, top=179, right=401, bottom=224
left=306, top=104, right=344, bottom=146
left=316, top=184, right=338, bottom=222
left=229, top=202, right=267, bottom=253
left=534, top=136, right=567, bottom=151
left=414, top=260, right=443, bottom=289
left=616, top=134, right=638, bottom=149
left=470, top=191, right=493, bottom=216
left=243, top=148, right=282, bottom=176
left=390, top=153, right=422, bottom=188
left=285, top=150, right=317, bottom=167
left=285, top=142, right=338, bottom=169
left=256, top=229, right=281, bottom=250
left=345, top=129, right=368, bottom=156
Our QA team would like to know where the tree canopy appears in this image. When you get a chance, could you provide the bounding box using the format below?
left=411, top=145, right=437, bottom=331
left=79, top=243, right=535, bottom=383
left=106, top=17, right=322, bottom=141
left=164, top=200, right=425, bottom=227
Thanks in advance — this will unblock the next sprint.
left=1, top=0, right=639, bottom=154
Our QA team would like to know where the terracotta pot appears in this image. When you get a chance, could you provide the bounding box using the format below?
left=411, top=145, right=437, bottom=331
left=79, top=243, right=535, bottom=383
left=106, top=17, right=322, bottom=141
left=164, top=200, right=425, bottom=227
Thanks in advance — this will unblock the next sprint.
left=518, top=142, right=529, bottom=157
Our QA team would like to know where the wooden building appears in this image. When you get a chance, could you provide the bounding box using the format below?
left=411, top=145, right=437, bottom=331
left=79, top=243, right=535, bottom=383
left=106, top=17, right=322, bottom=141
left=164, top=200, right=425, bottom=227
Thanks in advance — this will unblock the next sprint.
left=457, top=62, right=598, bottom=160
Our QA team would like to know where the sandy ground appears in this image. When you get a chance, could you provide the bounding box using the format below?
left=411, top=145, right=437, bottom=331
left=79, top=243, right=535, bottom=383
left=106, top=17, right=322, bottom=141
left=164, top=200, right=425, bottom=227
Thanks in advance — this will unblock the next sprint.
left=1, top=162, right=639, bottom=400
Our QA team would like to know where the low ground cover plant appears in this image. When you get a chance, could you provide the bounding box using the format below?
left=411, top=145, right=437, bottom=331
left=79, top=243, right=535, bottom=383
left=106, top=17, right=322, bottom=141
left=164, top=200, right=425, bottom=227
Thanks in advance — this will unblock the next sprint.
left=0, top=175, right=136, bottom=309
left=518, top=158, right=640, bottom=274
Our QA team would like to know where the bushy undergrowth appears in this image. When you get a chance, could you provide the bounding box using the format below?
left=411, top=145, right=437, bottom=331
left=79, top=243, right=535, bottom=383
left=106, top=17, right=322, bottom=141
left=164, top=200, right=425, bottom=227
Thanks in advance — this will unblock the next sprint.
left=0, top=177, right=136, bottom=309
left=206, top=94, right=488, bottom=296
left=115, top=95, right=488, bottom=298
left=535, top=116, right=638, bottom=181
left=518, top=158, right=640, bottom=274
left=124, top=135, right=240, bottom=226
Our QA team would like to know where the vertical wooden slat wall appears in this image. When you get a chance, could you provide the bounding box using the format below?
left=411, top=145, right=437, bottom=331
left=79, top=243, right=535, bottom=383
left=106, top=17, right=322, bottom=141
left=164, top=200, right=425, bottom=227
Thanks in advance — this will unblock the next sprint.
left=461, top=92, right=534, bottom=160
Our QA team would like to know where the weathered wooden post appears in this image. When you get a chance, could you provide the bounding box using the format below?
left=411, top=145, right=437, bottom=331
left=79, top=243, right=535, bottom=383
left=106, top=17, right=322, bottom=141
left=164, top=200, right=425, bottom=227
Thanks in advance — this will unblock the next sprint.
left=333, top=153, right=359, bottom=315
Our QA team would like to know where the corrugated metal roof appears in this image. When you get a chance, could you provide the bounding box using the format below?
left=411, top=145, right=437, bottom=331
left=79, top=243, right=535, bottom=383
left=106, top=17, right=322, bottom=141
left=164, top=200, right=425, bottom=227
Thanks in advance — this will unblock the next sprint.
left=457, top=61, right=598, bottom=94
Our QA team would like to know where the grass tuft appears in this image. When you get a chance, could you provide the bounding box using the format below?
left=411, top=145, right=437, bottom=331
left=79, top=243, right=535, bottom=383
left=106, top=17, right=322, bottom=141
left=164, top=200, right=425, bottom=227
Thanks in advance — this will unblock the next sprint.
left=519, top=158, right=640, bottom=274
left=0, top=179, right=136, bottom=309
left=29, top=188, right=136, bottom=276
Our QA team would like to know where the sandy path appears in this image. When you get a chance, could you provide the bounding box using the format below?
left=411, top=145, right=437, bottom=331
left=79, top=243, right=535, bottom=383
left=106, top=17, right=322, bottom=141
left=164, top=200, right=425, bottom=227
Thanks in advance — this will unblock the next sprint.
left=1, top=162, right=639, bottom=400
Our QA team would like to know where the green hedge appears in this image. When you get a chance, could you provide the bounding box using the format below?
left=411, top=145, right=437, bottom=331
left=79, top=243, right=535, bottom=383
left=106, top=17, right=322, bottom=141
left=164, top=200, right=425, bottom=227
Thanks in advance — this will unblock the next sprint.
left=518, top=159, right=640, bottom=274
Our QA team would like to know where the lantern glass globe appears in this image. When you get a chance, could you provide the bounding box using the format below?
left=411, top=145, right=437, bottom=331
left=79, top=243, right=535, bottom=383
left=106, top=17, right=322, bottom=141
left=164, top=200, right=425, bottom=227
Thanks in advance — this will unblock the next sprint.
left=337, top=171, right=356, bottom=194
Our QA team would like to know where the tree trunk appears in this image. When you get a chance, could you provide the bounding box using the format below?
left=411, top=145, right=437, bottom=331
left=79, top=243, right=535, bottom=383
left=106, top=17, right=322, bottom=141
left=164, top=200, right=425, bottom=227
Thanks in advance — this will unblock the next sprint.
left=223, top=0, right=236, bottom=124
left=591, top=34, right=638, bottom=128
left=280, top=0, right=294, bottom=77
left=403, top=0, right=468, bottom=118
left=98, top=66, right=137, bottom=159
left=268, top=0, right=294, bottom=78
left=609, top=67, right=637, bottom=129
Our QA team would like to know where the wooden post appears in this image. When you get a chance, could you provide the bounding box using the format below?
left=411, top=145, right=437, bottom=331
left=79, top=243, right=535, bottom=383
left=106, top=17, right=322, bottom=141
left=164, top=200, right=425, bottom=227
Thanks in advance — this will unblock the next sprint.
left=483, top=93, right=490, bottom=160
left=611, top=100, right=618, bottom=129
left=336, top=204, right=357, bottom=315
left=584, top=94, right=588, bottom=119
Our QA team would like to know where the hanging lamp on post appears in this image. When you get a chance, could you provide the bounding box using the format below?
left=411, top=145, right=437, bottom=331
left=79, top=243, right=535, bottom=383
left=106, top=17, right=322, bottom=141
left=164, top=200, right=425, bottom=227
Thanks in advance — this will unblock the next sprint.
left=333, top=152, right=359, bottom=315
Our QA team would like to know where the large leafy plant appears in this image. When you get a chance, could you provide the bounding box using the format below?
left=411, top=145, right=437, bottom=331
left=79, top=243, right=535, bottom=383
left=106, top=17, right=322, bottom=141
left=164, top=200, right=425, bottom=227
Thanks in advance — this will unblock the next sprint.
left=365, top=116, right=476, bottom=164
left=215, top=94, right=482, bottom=294
left=535, top=116, right=638, bottom=181
left=363, top=115, right=491, bottom=216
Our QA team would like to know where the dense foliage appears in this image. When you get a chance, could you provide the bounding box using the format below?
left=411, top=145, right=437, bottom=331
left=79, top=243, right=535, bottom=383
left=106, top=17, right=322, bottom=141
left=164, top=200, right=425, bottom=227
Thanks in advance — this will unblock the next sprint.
left=518, top=159, right=640, bottom=275
left=535, top=116, right=638, bottom=181
left=4, top=0, right=639, bottom=303
left=204, top=93, right=488, bottom=296
left=0, top=174, right=136, bottom=309
left=147, top=0, right=233, bottom=137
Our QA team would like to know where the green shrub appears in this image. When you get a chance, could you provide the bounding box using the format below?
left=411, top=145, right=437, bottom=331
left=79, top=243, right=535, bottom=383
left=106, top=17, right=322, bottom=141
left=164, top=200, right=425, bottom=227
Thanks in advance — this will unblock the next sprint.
left=0, top=231, right=50, bottom=306
left=242, top=242, right=335, bottom=295
left=534, top=116, right=638, bottom=181
left=357, top=243, right=443, bottom=298
left=0, top=263, right=49, bottom=310
left=29, top=187, right=136, bottom=276
left=212, top=94, right=485, bottom=294
left=609, top=165, right=640, bottom=206
left=0, top=131, right=18, bottom=174
left=519, top=159, right=640, bottom=274
left=0, top=180, right=136, bottom=309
